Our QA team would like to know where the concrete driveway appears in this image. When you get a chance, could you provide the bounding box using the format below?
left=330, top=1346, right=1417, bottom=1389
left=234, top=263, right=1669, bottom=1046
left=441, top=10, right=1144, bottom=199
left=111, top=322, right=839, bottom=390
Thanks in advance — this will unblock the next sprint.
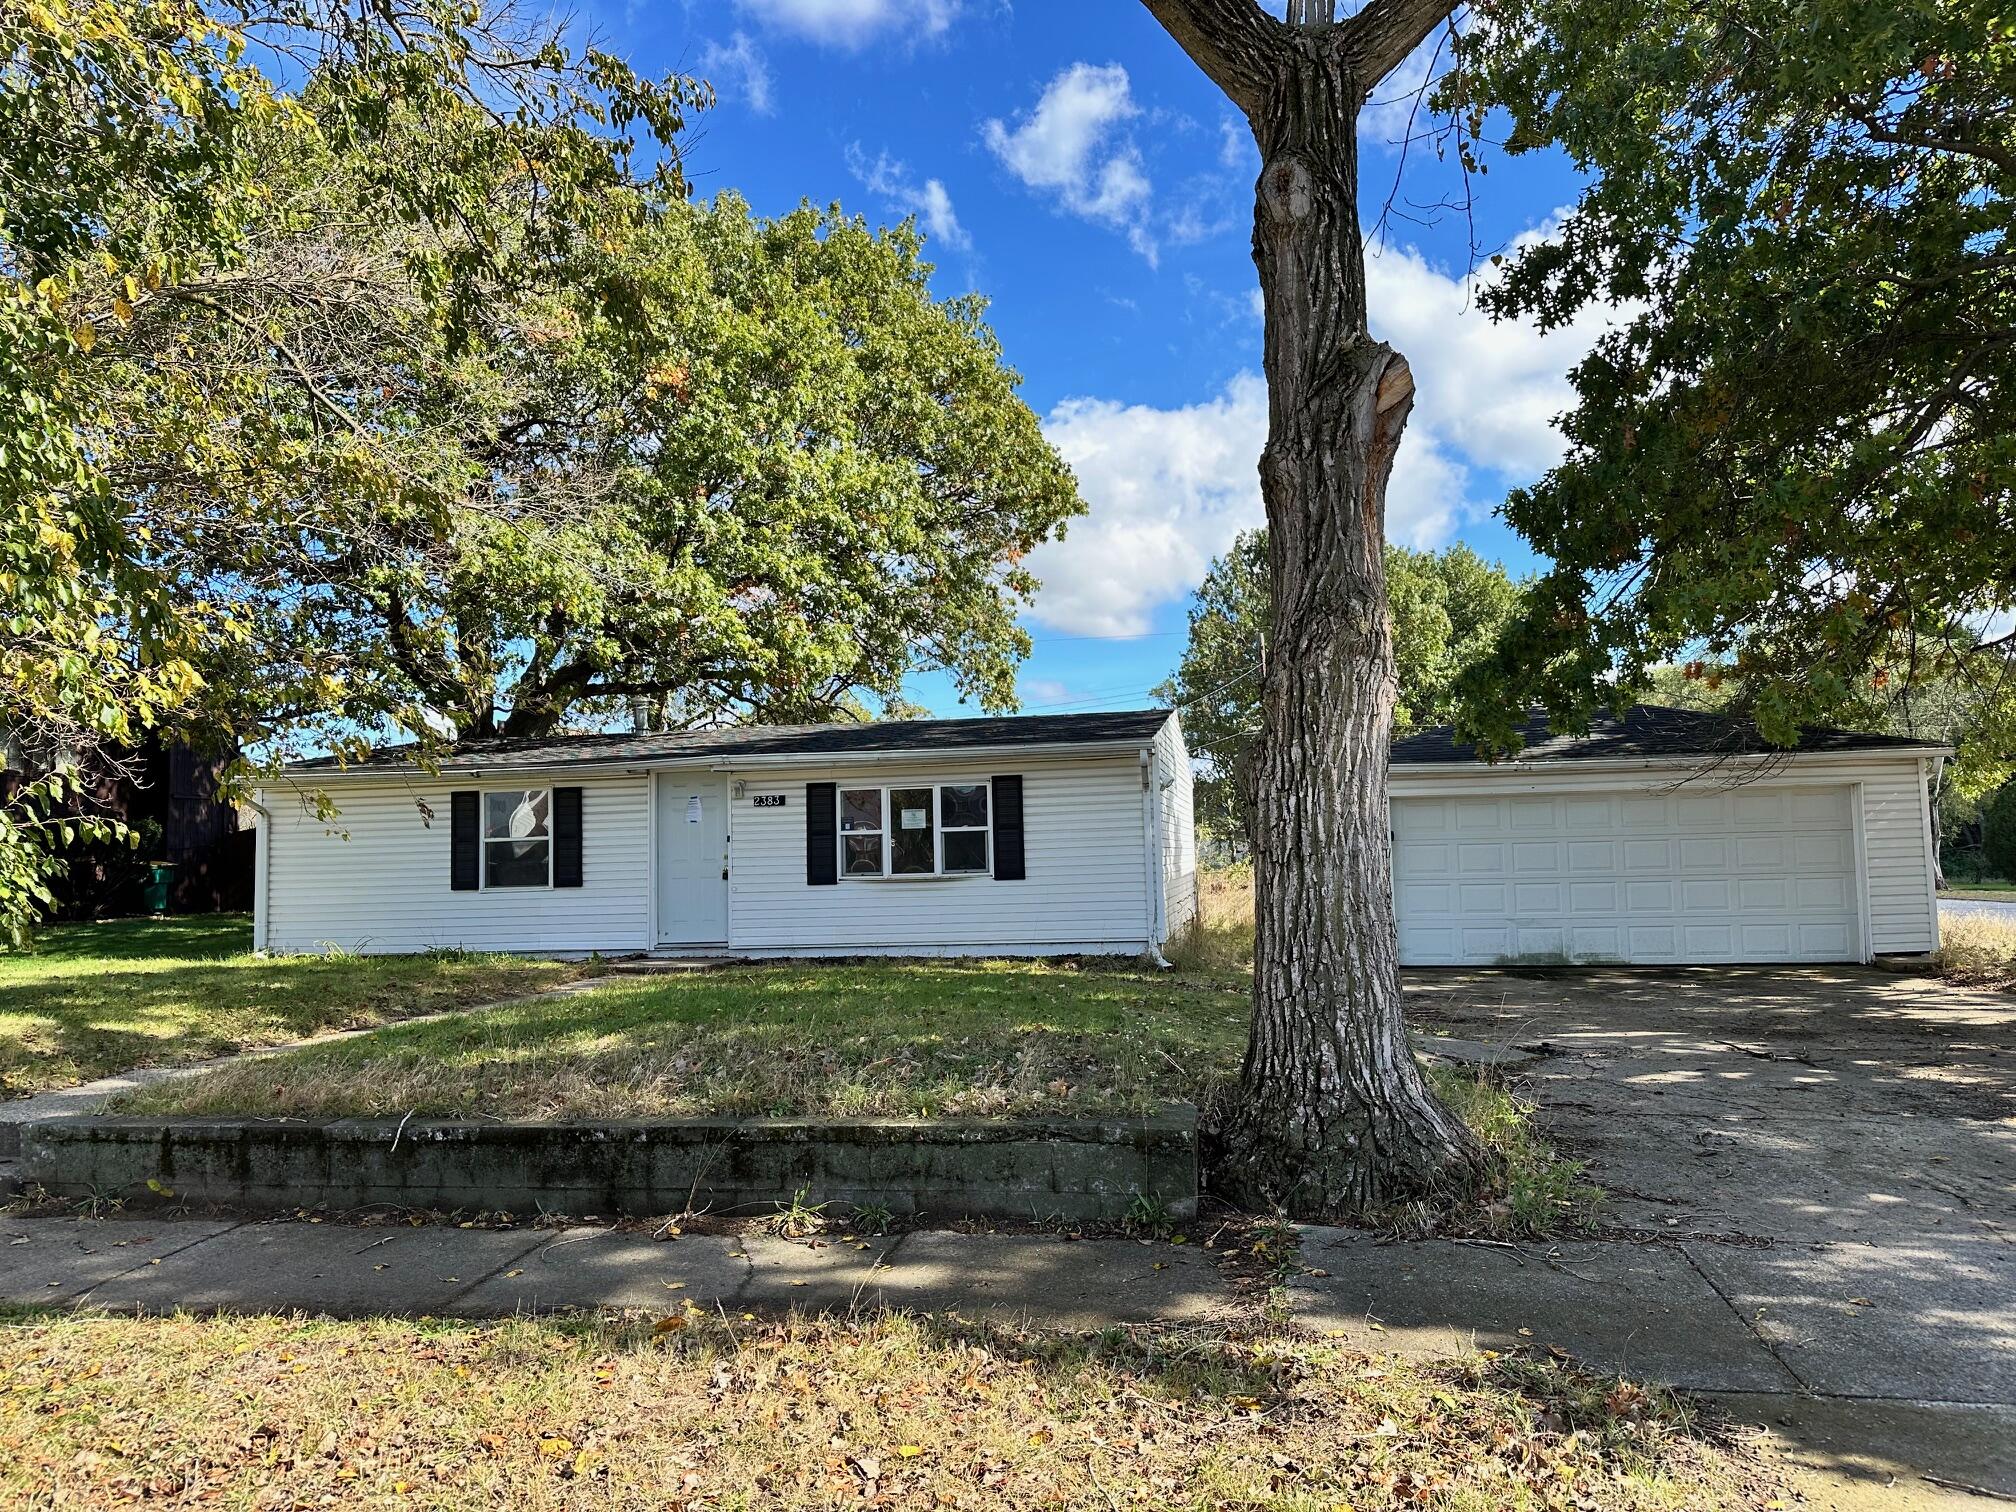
left=1375, top=965, right=2016, bottom=1506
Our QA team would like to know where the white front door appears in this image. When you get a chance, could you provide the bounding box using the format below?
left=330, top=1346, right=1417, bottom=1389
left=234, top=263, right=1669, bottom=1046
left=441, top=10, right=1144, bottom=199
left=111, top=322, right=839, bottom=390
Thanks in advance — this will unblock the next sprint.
left=1391, top=784, right=1862, bottom=966
left=657, top=773, right=729, bottom=945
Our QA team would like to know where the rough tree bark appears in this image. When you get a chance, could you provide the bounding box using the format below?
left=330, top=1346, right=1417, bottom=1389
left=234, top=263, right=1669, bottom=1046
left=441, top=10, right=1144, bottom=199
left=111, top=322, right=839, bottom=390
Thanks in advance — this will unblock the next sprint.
left=1139, top=0, right=1488, bottom=1214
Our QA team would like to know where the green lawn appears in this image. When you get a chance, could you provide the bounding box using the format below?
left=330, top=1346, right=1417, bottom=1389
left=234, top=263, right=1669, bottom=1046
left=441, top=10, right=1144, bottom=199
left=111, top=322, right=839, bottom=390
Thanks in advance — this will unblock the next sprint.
left=120, top=961, right=1252, bottom=1121
left=1945, top=878, right=2016, bottom=901
left=0, top=916, right=579, bottom=1096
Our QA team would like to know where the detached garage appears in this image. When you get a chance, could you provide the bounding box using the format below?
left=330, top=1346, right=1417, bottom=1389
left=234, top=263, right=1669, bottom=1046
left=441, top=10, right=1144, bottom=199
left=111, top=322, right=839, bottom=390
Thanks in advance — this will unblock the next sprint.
left=1388, top=706, right=1947, bottom=967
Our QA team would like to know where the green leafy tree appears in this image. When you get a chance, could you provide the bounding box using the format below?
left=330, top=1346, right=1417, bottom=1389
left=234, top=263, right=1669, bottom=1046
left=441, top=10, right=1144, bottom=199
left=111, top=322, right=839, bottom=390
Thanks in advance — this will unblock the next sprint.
left=1159, top=530, right=1524, bottom=854
left=1, top=0, right=705, bottom=939
left=1985, top=784, right=2016, bottom=881
left=1447, top=0, right=2016, bottom=798
left=121, top=167, right=1080, bottom=759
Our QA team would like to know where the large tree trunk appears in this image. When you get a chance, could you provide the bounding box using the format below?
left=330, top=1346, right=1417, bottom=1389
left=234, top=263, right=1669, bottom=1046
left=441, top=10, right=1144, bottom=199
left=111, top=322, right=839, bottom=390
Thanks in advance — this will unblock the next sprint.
left=1142, top=0, right=1486, bottom=1215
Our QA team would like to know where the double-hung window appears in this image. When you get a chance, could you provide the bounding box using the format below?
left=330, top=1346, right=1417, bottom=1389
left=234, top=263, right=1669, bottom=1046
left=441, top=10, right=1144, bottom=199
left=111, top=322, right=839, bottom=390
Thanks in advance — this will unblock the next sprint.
left=484, top=789, right=551, bottom=888
left=837, top=782, right=991, bottom=878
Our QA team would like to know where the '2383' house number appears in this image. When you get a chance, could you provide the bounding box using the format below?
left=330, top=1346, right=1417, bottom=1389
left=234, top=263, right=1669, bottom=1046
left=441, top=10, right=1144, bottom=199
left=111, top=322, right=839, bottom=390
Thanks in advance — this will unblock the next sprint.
left=751, top=794, right=786, bottom=808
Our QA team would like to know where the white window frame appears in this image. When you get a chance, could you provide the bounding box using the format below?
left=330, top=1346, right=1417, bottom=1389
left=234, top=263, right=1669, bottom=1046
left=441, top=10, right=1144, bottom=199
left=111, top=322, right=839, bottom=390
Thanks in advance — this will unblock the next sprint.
left=481, top=786, right=554, bottom=890
left=836, top=782, right=993, bottom=880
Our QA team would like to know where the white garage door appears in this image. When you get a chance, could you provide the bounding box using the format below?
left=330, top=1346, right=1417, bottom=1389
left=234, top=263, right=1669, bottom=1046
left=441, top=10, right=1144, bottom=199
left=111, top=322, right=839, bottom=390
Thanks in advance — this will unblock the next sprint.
left=1392, top=786, right=1862, bottom=966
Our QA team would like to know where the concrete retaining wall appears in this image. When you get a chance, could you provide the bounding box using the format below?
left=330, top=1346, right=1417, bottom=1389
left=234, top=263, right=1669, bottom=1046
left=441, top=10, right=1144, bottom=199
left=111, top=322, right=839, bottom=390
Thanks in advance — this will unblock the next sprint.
left=18, top=1109, right=1198, bottom=1222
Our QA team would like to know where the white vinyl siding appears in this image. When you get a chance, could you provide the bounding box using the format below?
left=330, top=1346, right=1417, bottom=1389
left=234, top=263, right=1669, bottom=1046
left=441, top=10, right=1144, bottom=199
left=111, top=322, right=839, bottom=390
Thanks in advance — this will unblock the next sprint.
left=1861, top=760, right=1939, bottom=954
left=257, top=773, right=650, bottom=955
left=1155, top=716, right=1198, bottom=939
left=724, top=755, right=1152, bottom=955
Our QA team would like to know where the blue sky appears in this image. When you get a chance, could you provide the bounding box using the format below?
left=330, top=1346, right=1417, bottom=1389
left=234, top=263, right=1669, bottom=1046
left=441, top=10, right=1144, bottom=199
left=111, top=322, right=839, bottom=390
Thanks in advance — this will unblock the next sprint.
left=590, top=1, right=1609, bottom=718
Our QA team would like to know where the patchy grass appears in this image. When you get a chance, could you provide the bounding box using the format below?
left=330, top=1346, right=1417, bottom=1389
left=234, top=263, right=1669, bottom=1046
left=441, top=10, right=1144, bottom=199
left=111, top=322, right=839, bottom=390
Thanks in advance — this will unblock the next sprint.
left=1427, top=1067, right=1605, bottom=1239
left=1936, top=910, right=2016, bottom=989
left=120, top=961, right=1251, bottom=1121
left=0, top=916, right=579, bottom=1096
left=0, top=1308, right=1787, bottom=1510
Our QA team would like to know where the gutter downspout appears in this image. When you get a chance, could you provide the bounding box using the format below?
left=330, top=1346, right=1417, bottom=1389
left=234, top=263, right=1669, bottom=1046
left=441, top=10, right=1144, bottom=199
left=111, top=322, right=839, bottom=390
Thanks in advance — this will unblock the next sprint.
left=245, top=792, right=273, bottom=955
left=1139, top=748, right=1171, bottom=968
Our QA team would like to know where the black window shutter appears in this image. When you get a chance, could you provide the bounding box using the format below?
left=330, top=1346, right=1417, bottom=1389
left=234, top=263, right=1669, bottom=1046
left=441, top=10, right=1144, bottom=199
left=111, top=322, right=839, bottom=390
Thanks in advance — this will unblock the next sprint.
left=992, top=775, right=1025, bottom=881
left=806, top=782, right=838, bottom=885
left=450, top=790, right=480, bottom=891
left=552, top=786, right=584, bottom=887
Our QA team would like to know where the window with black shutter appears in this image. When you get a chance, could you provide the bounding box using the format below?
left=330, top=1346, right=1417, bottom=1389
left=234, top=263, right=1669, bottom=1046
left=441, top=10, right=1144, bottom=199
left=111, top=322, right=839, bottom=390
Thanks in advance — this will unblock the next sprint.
left=991, top=775, right=1025, bottom=881
left=806, top=781, right=838, bottom=885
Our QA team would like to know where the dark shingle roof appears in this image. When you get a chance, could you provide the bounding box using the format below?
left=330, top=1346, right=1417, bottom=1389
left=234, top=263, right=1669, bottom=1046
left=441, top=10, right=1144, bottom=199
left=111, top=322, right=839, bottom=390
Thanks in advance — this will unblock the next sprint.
left=285, top=709, right=1172, bottom=775
left=1391, top=704, right=1944, bottom=765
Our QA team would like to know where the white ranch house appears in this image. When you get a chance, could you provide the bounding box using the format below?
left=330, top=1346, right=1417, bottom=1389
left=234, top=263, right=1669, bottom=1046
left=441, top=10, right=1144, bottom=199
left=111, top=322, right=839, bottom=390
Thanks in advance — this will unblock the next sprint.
left=256, top=711, right=1200, bottom=959
left=255, top=704, right=1945, bottom=967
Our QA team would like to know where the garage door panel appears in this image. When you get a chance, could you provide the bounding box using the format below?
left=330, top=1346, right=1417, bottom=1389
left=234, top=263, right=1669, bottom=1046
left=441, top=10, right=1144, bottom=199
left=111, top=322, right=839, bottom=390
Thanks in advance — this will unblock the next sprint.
left=1565, top=796, right=1615, bottom=827
left=1623, top=838, right=1671, bottom=869
left=1400, top=882, right=1453, bottom=914
left=1681, top=878, right=1733, bottom=911
left=1675, top=794, right=1728, bottom=825
left=1626, top=879, right=1674, bottom=910
left=1737, top=835, right=1789, bottom=868
left=1569, top=925, right=1623, bottom=959
left=1736, top=922, right=1792, bottom=956
left=1567, top=839, right=1616, bottom=870
left=1396, top=841, right=1450, bottom=876
left=1394, top=785, right=1860, bottom=966
left=1627, top=924, right=1679, bottom=958
left=1457, top=842, right=1505, bottom=873
left=1738, top=878, right=1789, bottom=911
left=1621, top=797, right=1668, bottom=825
left=1569, top=881, right=1619, bottom=911
left=1678, top=836, right=1729, bottom=870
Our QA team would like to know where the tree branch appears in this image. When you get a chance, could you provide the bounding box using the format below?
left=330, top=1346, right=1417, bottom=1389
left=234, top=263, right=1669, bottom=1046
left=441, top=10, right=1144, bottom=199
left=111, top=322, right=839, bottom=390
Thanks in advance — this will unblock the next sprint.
left=1338, top=0, right=1461, bottom=87
left=1136, top=0, right=1284, bottom=116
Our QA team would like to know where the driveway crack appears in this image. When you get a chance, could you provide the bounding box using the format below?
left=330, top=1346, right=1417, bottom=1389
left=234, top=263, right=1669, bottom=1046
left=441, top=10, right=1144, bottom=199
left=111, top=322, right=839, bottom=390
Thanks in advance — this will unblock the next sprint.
left=1679, top=1241, right=1808, bottom=1391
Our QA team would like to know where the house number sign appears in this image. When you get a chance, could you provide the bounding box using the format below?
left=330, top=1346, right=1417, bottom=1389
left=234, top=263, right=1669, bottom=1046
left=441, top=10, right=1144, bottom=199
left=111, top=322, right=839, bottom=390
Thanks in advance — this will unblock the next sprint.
left=751, top=794, right=786, bottom=808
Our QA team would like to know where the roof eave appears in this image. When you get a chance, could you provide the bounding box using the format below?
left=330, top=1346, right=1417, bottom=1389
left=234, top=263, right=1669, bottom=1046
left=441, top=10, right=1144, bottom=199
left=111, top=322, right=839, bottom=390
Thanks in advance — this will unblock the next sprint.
left=277, top=734, right=1163, bottom=781
left=1390, top=743, right=1952, bottom=775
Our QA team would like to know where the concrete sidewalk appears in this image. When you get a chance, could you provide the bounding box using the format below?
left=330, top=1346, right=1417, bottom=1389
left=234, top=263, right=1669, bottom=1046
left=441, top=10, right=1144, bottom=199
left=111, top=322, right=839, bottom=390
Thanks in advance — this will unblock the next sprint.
left=1, top=1213, right=2009, bottom=1507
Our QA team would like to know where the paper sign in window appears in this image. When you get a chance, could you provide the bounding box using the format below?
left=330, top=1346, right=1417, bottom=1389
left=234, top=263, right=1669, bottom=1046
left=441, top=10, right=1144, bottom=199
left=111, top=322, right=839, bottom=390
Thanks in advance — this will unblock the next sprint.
left=901, top=808, right=927, bottom=829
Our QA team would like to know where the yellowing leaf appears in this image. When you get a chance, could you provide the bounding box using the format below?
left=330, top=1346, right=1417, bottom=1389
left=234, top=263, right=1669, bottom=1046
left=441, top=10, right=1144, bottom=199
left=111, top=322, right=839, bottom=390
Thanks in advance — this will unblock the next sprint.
left=538, top=1436, right=573, bottom=1458
left=896, top=1445, right=924, bottom=1458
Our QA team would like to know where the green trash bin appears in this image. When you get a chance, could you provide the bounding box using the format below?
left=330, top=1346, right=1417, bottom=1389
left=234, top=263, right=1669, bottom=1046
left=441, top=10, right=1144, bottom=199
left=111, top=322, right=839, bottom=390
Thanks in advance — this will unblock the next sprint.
left=142, top=862, right=176, bottom=916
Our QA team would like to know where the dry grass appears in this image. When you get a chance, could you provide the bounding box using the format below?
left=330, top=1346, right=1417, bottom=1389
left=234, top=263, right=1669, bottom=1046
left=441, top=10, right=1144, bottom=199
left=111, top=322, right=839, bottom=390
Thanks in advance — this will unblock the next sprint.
left=0, top=1308, right=1786, bottom=1510
left=120, top=961, right=1250, bottom=1122
left=1164, top=864, right=1256, bottom=980
left=1937, top=910, right=2016, bottom=988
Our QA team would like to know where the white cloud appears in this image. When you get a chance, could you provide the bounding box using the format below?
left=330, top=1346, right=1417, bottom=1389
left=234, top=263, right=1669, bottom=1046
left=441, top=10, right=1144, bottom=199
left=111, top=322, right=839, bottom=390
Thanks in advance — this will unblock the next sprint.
left=698, top=32, right=774, bottom=115
left=845, top=145, right=971, bottom=251
left=1032, top=374, right=1267, bottom=637
left=982, top=63, right=1156, bottom=261
left=1027, top=231, right=1622, bottom=636
left=735, top=0, right=959, bottom=49
left=1363, top=233, right=1614, bottom=478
